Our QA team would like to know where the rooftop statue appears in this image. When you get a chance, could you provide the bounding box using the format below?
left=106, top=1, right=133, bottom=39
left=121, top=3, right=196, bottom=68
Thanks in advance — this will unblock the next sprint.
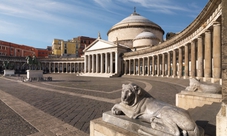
left=185, top=78, right=221, bottom=94
left=111, top=83, right=202, bottom=136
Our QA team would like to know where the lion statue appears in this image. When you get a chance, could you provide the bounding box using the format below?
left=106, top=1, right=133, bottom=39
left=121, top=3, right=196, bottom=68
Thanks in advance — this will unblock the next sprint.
left=185, top=78, right=221, bottom=94
left=112, top=83, right=202, bottom=136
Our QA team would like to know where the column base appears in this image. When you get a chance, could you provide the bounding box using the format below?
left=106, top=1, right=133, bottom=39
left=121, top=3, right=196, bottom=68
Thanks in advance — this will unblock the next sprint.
left=211, top=78, right=221, bottom=85
left=177, top=76, right=182, bottom=78
left=196, top=77, right=203, bottom=81
left=183, top=76, right=189, bottom=79
left=203, top=77, right=211, bottom=82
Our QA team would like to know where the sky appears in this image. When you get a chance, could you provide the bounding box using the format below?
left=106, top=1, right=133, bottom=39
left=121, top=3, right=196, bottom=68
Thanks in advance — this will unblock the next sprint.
left=0, top=0, right=208, bottom=49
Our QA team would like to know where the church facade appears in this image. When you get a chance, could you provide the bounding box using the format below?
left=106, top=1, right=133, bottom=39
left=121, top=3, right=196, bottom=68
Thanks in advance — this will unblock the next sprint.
left=80, top=0, right=222, bottom=84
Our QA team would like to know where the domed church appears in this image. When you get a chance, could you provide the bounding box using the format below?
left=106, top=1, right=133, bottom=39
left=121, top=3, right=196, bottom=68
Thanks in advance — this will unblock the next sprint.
left=83, top=9, right=164, bottom=77
left=108, top=9, right=164, bottom=49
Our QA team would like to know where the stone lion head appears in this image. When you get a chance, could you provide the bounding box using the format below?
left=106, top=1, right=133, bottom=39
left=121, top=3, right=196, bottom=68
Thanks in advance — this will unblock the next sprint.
left=121, top=83, right=143, bottom=106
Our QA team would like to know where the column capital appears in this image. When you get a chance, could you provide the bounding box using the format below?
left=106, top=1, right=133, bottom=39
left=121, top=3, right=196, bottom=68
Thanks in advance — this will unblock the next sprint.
left=205, top=29, right=211, bottom=33
left=197, top=35, right=202, bottom=39
left=213, top=21, right=220, bottom=26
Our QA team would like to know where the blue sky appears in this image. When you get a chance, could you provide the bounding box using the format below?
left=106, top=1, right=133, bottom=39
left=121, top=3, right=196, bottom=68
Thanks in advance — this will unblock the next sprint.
left=0, top=0, right=208, bottom=49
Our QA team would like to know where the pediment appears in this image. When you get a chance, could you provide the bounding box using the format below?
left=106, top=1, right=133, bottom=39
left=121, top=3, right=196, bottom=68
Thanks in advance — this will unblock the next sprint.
left=85, top=39, right=116, bottom=52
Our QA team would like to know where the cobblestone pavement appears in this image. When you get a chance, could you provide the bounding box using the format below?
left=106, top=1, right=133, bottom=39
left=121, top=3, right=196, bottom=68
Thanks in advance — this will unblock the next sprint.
left=0, top=74, right=187, bottom=136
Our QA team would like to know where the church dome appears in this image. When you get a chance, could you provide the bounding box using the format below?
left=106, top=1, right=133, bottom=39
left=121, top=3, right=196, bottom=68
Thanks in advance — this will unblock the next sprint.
left=107, top=10, right=164, bottom=48
left=113, top=12, right=162, bottom=29
left=133, top=31, right=160, bottom=49
left=134, top=31, right=157, bottom=39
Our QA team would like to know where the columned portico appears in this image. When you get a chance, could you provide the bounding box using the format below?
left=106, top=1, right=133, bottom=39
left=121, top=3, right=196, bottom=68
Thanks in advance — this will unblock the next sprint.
left=83, top=39, right=128, bottom=77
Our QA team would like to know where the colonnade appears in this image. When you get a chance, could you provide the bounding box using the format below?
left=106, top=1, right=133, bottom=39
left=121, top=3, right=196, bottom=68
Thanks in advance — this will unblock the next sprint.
left=47, top=62, right=84, bottom=73
left=124, top=21, right=221, bottom=83
left=84, top=52, right=118, bottom=74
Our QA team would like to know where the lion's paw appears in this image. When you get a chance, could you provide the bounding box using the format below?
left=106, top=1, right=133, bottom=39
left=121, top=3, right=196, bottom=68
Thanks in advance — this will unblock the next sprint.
left=111, top=106, right=122, bottom=115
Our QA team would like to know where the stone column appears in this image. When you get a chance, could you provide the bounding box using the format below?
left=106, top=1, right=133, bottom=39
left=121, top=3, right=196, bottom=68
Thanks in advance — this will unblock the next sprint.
left=138, top=58, right=140, bottom=75
left=70, top=63, right=72, bottom=73
left=53, top=63, right=56, bottom=73
left=213, top=22, right=221, bottom=82
left=178, top=48, right=182, bottom=78
left=57, top=63, right=59, bottom=73
left=147, top=57, right=150, bottom=76
left=172, top=50, right=176, bottom=77
left=157, top=55, right=160, bottom=76
left=110, top=52, right=113, bottom=73
left=49, top=63, right=51, bottom=73
left=101, top=53, right=103, bottom=73
left=191, top=40, right=196, bottom=78
left=197, top=36, right=203, bottom=78
left=184, top=45, right=189, bottom=78
left=66, top=63, right=68, bottom=73
left=92, top=54, right=95, bottom=73
left=96, top=54, right=99, bottom=73
left=84, top=55, right=87, bottom=73
left=205, top=30, right=212, bottom=80
left=162, top=53, right=165, bottom=76
left=129, top=59, right=131, bottom=75
left=105, top=53, right=108, bottom=73
left=115, top=52, right=118, bottom=74
left=167, top=52, right=171, bottom=77
left=152, top=56, right=155, bottom=76
left=74, top=63, right=76, bottom=73
left=133, top=59, right=136, bottom=75
left=143, top=57, right=145, bottom=76
left=124, top=60, right=127, bottom=75
left=88, top=55, right=90, bottom=73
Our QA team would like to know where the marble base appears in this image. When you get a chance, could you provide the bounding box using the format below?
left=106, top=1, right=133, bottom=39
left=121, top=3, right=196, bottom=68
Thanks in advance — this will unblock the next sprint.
left=26, top=70, right=43, bottom=79
left=3, top=70, right=15, bottom=76
left=176, top=91, right=222, bottom=110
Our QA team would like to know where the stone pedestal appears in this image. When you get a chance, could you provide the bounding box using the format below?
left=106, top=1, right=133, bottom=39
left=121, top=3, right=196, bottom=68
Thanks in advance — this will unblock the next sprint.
left=91, top=111, right=172, bottom=136
left=90, top=118, right=138, bottom=136
left=176, top=91, right=222, bottom=110
left=3, top=70, right=15, bottom=76
left=216, top=103, right=227, bottom=136
left=90, top=111, right=204, bottom=136
left=26, top=70, right=43, bottom=79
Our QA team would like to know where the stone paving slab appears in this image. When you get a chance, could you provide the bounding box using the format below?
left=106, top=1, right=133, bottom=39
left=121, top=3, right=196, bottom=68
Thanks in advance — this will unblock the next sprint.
left=0, top=89, right=88, bottom=136
left=0, top=74, right=187, bottom=135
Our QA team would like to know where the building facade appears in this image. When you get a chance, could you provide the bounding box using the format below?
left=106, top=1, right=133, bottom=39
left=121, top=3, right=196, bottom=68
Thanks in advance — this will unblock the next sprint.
left=51, top=36, right=96, bottom=58
left=0, top=40, right=49, bottom=58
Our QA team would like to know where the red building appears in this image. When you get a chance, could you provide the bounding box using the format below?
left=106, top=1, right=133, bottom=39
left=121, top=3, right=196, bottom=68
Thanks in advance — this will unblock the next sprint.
left=0, top=40, right=49, bottom=58
left=72, top=36, right=96, bottom=57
